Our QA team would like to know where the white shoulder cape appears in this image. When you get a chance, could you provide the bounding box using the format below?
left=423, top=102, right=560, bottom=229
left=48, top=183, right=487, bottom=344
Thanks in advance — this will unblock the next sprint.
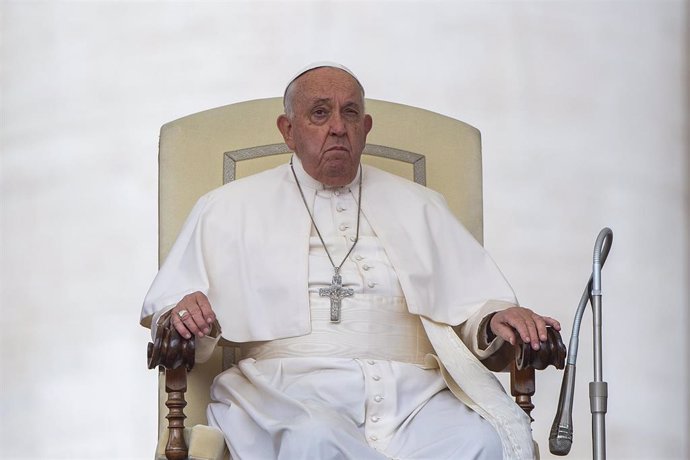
left=141, top=162, right=535, bottom=458
left=141, top=163, right=516, bottom=341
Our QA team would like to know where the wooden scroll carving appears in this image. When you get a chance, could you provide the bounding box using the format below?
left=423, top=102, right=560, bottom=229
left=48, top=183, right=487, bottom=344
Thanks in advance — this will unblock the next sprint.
left=511, top=327, right=566, bottom=421
left=148, top=314, right=196, bottom=460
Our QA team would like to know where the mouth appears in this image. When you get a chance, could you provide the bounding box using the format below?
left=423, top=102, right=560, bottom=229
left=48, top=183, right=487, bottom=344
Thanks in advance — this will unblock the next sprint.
left=326, top=145, right=349, bottom=153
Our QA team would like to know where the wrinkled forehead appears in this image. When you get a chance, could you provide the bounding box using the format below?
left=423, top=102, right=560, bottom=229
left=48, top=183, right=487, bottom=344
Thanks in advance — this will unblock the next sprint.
left=295, top=69, right=363, bottom=103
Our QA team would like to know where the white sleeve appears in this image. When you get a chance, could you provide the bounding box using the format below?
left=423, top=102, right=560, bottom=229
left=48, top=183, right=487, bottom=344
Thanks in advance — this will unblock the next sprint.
left=455, top=299, right=515, bottom=360
left=140, top=194, right=212, bottom=324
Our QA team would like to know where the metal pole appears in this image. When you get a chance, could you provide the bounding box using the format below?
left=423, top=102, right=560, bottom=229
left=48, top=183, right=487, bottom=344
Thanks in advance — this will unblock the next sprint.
left=590, top=229, right=610, bottom=460
left=590, top=296, right=607, bottom=459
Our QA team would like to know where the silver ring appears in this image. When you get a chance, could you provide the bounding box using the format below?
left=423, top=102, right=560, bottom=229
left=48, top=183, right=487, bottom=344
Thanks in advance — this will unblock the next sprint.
left=177, top=309, right=189, bottom=319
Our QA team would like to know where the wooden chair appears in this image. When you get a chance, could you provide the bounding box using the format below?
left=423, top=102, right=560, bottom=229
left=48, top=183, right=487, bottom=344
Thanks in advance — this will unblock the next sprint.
left=142, top=97, right=566, bottom=460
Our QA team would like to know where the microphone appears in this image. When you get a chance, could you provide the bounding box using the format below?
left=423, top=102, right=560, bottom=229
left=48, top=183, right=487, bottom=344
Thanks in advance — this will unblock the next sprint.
left=549, top=363, right=576, bottom=455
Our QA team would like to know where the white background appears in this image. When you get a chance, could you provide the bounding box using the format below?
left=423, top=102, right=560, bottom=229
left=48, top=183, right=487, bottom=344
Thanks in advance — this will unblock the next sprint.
left=1, top=1, right=687, bottom=459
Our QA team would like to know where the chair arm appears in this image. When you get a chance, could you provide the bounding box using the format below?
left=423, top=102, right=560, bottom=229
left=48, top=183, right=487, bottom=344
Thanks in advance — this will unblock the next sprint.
left=511, top=327, right=566, bottom=421
left=147, top=312, right=196, bottom=371
left=515, top=327, right=566, bottom=372
left=147, top=312, right=196, bottom=460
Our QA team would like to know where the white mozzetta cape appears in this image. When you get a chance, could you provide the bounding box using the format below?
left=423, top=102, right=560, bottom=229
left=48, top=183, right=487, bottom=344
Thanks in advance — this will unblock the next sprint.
left=141, top=163, right=535, bottom=459
left=142, top=163, right=517, bottom=340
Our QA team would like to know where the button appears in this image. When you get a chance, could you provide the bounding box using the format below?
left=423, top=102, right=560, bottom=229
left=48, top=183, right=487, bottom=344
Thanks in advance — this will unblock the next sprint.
left=374, top=395, right=383, bottom=403
left=370, top=415, right=380, bottom=423
left=355, top=255, right=364, bottom=261
left=339, top=224, right=348, bottom=231
left=362, top=264, right=371, bottom=271
left=367, top=360, right=375, bottom=365
left=334, top=190, right=341, bottom=196
left=349, top=236, right=356, bottom=242
left=369, top=435, right=378, bottom=442
left=367, top=281, right=376, bottom=288
left=336, top=205, right=346, bottom=212
left=372, top=375, right=381, bottom=381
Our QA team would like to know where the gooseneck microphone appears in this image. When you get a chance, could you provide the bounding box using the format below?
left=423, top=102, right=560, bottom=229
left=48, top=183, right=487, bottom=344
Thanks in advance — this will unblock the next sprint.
left=549, top=362, right=576, bottom=454
left=549, top=228, right=613, bottom=457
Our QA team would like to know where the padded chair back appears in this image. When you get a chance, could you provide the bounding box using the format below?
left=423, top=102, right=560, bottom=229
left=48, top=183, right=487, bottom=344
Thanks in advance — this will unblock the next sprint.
left=153, top=97, right=483, bottom=431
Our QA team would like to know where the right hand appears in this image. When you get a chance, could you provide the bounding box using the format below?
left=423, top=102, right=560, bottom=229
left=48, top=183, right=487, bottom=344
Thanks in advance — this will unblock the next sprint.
left=170, top=291, right=216, bottom=339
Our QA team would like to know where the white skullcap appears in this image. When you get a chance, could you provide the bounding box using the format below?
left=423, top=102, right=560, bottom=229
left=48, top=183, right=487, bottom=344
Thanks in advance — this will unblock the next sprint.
left=283, top=61, right=364, bottom=99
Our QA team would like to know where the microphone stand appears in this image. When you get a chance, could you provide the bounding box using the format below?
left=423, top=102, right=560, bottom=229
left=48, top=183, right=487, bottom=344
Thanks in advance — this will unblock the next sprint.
left=590, top=228, right=612, bottom=460
left=549, top=228, right=613, bottom=459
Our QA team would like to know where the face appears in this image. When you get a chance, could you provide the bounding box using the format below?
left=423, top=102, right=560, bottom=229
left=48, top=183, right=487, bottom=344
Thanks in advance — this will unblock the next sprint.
left=277, top=67, right=373, bottom=186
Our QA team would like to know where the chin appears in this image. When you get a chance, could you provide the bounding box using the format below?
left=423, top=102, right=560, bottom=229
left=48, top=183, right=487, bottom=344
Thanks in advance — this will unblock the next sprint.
left=321, top=171, right=356, bottom=186
left=319, top=163, right=357, bottom=186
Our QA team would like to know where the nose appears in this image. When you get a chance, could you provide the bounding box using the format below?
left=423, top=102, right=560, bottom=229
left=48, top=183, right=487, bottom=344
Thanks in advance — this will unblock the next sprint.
left=329, top=112, right=347, bottom=136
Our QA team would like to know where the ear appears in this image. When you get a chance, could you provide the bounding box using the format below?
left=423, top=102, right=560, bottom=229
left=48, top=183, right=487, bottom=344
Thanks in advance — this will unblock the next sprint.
left=364, top=114, right=373, bottom=136
left=277, top=114, right=296, bottom=150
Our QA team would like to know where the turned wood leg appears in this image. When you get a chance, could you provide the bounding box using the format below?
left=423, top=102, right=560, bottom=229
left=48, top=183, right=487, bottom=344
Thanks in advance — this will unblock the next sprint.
left=511, top=327, right=566, bottom=421
left=148, top=314, right=196, bottom=460
left=511, top=362, right=536, bottom=421
left=165, top=366, right=189, bottom=460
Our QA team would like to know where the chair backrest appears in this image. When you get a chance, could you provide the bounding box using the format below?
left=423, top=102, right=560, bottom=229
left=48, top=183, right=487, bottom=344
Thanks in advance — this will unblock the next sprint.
left=154, top=97, right=483, bottom=430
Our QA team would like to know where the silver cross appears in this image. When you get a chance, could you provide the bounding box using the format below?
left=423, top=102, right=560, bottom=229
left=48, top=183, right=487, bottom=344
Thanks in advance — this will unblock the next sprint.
left=319, top=269, right=353, bottom=322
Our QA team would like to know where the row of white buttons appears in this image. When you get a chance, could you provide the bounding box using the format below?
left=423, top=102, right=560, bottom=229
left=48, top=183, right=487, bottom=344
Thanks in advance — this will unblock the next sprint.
left=368, top=361, right=383, bottom=422
left=365, top=359, right=385, bottom=444
left=351, top=255, right=377, bottom=288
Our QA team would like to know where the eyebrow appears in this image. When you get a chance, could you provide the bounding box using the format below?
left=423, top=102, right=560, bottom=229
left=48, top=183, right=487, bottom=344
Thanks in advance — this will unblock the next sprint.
left=308, top=98, right=362, bottom=109
left=310, top=98, right=332, bottom=107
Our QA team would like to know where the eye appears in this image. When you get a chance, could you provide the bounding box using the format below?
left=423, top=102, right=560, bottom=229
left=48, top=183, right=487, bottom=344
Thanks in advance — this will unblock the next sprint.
left=343, top=107, right=361, bottom=119
left=311, top=107, right=330, bottom=123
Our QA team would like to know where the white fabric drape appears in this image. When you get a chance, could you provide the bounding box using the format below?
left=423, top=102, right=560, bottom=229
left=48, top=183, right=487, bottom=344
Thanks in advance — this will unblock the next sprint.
left=142, top=158, right=535, bottom=458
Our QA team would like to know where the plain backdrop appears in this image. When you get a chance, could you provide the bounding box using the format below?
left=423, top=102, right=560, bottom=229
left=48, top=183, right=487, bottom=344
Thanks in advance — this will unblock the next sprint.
left=1, top=1, right=688, bottom=459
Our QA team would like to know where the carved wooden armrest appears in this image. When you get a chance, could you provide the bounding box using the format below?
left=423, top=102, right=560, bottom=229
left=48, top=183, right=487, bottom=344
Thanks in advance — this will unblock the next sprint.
left=511, top=327, right=566, bottom=421
left=147, top=313, right=196, bottom=460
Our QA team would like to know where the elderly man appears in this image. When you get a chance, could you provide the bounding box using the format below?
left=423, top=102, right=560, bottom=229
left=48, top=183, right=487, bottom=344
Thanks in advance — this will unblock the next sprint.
left=142, top=63, right=559, bottom=459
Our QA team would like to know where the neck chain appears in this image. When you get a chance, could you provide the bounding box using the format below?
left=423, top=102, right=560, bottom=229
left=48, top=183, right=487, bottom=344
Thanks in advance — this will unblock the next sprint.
left=290, top=158, right=362, bottom=322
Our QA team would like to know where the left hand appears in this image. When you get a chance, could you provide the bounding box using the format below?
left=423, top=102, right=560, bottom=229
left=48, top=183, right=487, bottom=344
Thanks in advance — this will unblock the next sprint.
left=490, top=307, right=561, bottom=351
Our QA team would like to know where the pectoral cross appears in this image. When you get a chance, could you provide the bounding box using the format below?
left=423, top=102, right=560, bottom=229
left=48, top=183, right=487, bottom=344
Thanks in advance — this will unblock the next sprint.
left=319, top=269, right=353, bottom=322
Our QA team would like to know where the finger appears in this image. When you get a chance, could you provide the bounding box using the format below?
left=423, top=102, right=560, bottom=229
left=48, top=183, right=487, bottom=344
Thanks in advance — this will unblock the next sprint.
left=531, top=314, right=549, bottom=342
left=520, top=315, right=541, bottom=350
left=187, top=293, right=213, bottom=336
left=505, top=315, right=533, bottom=347
left=542, top=316, right=561, bottom=331
left=178, top=307, right=204, bottom=337
left=193, top=292, right=216, bottom=325
left=171, top=312, right=193, bottom=339
left=491, top=321, right=518, bottom=346
left=188, top=306, right=210, bottom=337
left=508, top=308, right=543, bottom=350
left=175, top=292, right=211, bottom=337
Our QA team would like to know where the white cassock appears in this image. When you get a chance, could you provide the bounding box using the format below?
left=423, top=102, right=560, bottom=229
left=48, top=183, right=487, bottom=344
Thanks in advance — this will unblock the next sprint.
left=142, top=157, right=536, bottom=459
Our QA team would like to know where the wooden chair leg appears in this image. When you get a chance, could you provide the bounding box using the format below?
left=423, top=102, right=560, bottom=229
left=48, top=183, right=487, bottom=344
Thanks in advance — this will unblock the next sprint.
left=165, top=366, right=189, bottom=460
left=510, top=327, right=566, bottom=421
left=148, top=314, right=195, bottom=460
left=511, top=362, right=536, bottom=422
